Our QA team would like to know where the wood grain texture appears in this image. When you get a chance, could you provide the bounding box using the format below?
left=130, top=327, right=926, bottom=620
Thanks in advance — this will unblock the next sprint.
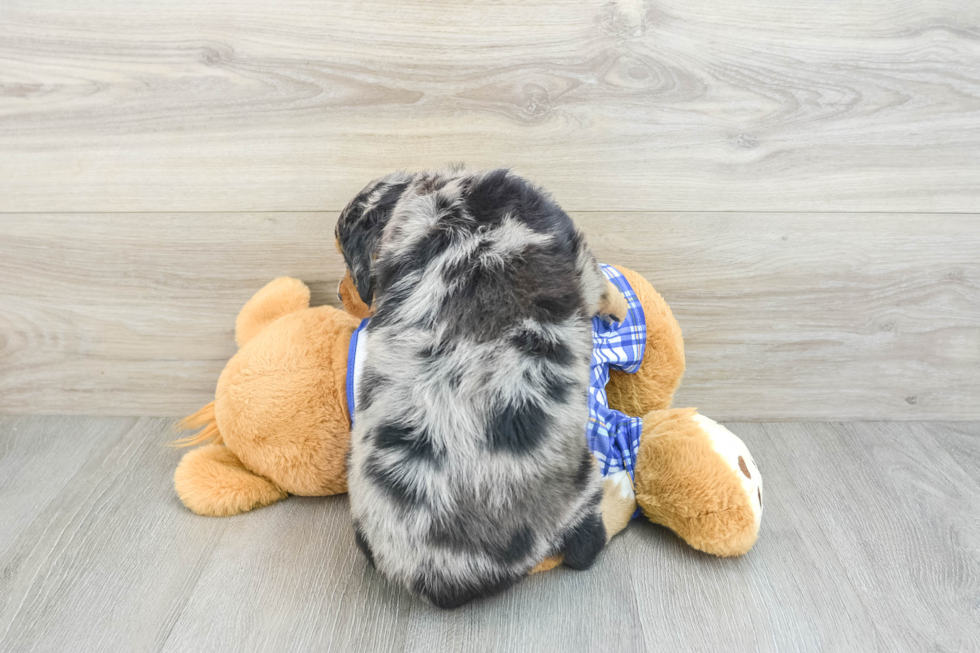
left=626, top=428, right=881, bottom=652
left=0, top=418, right=230, bottom=652
left=159, top=495, right=414, bottom=653
left=2, top=213, right=978, bottom=419
left=401, top=542, right=647, bottom=653
left=930, top=421, right=980, bottom=483
left=751, top=421, right=980, bottom=651
left=0, top=416, right=129, bottom=556
left=1, top=418, right=978, bottom=652
left=2, top=0, right=980, bottom=213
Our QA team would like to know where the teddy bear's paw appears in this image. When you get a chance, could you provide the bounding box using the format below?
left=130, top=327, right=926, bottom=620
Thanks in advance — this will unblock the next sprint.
left=691, top=414, right=763, bottom=529
left=598, top=279, right=629, bottom=323
left=600, top=470, right=638, bottom=540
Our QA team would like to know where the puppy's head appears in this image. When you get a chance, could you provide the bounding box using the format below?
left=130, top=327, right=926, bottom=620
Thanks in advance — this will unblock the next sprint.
left=334, top=172, right=413, bottom=307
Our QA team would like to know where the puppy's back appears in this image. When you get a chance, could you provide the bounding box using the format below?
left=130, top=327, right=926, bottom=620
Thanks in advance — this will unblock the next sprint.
left=345, top=168, right=607, bottom=607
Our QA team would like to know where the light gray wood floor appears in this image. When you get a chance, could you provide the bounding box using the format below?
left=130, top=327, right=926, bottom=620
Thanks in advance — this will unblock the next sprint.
left=1, top=417, right=977, bottom=652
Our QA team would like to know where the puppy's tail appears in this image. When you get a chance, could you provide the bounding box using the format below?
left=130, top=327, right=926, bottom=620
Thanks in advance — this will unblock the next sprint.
left=171, top=401, right=223, bottom=447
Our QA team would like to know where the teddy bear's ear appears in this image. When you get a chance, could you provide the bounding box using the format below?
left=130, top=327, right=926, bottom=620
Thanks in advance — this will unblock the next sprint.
left=235, top=277, right=310, bottom=347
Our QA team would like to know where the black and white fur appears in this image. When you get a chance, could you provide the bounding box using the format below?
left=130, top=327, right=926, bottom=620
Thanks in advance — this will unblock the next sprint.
left=336, top=167, right=613, bottom=609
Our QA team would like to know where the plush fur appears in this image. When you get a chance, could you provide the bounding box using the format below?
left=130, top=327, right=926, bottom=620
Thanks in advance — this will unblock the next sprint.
left=217, top=304, right=354, bottom=496
left=172, top=277, right=357, bottom=517
left=174, top=443, right=287, bottom=516
left=335, top=168, right=615, bottom=608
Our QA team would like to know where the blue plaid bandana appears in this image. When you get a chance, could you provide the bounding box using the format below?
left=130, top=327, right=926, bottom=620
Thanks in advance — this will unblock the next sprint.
left=587, top=265, right=647, bottom=486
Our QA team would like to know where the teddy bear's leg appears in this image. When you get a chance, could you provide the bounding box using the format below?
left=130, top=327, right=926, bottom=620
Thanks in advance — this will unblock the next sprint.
left=235, top=277, right=311, bottom=347
left=174, top=444, right=287, bottom=516
left=604, top=266, right=685, bottom=417
left=633, top=408, right=762, bottom=557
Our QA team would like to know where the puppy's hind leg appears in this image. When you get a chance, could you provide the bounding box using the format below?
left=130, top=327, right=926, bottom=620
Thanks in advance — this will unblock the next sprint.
left=532, top=472, right=634, bottom=574
left=557, top=504, right=607, bottom=570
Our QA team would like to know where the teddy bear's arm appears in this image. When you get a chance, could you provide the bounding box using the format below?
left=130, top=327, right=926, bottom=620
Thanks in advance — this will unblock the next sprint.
left=605, top=266, right=685, bottom=417
left=597, top=277, right=629, bottom=322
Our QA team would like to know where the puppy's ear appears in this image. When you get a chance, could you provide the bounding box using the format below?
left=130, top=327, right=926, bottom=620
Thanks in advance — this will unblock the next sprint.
left=335, top=175, right=412, bottom=306
left=349, top=252, right=376, bottom=307
left=337, top=219, right=383, bottom=306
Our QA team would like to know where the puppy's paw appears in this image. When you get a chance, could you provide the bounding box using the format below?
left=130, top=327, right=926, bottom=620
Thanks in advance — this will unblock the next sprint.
left=598, top=279, right=629, bottom=323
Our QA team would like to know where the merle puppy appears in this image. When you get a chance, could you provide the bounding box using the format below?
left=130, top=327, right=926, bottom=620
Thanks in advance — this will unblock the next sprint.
left=335, top=167, right=626, bottom=608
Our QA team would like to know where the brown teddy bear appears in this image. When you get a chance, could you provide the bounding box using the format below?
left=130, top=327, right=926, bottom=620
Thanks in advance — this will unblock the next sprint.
left=174, top=267, right=762, bottom=558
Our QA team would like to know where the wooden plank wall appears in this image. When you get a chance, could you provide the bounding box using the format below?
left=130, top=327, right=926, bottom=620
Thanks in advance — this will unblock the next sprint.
left=1, top=0, right=979, bottom=418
